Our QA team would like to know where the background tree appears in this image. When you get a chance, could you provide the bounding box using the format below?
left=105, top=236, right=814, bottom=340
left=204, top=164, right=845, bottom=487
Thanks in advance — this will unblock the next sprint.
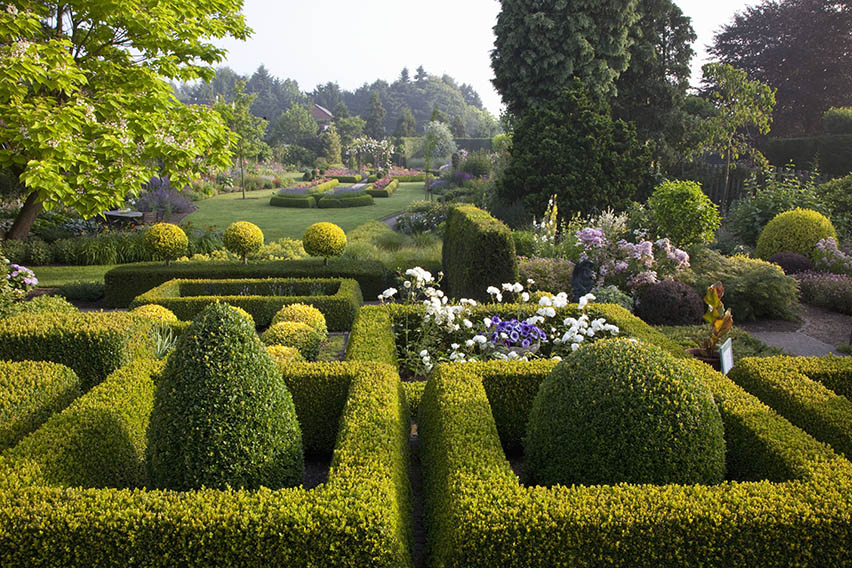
left=497, top=79, right=652, bottom=218
left=491, top=0, right=640, bottom=114
left=216, top=81, right=267, bottom=199
left=321, top=124, right=342, bottom=165
left=430, top=106, right=447, bottom=124
left=311, top=81, right=344, bottom=113
left=335, top=115, right=366, bottom=148
left=694, top=63, right=776, bottom=203
left=451, top=115, right=467, bottom=138
left=271, top=104, right=317, bottom=145
left=422, top=121, right=457, bottom=175
left=0, top=1, right=248, bottom=240
left=365, top=91, right=386, bottom=139
left=394, top=107, right=417, bottom=138
left=399, top=67, right=410, bottom=83
left=710, top=0, right=852, bottom=137
left=415, top=65, right=428, bottom=82
left=333, top=101, right=350, bottom=118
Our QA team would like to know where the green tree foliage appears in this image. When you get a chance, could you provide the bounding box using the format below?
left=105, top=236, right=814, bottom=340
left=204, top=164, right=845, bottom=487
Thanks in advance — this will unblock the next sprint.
left=335, top=115, right=366, bottom=148
left=497, top=80, right=652, bottom=218
left=430, top=106, right=447, bottom=124
left=491, top=0, right=639, bottom=114
left=451, top=115, right=466, bottom=138
left=365, top=91, right=386, bottom=139
left=0, top=1, right=249, bottom=239
left=399, top=67, right=410, bottom=83
left=710, top=0, right=852, bottom=137
left=215, top=81, right=267, bottom=199
left=321, top=124, right=343, bottom=165
left=423, top=121, right=457, bottom=171
left=333, top=101, right=350, bottom=119
left=271, top=104, right=318, bottom=145
left=613, top=0, right=696, bottom=172
left=394, top=106, right=417, bottom=138
left=311, top=81, right=343, bottom=113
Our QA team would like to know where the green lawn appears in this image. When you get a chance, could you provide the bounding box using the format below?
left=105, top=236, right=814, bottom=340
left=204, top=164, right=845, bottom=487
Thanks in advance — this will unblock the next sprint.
left=184, top=182, right=428, bottom=241
left=33, top=264, right=117, bottom=287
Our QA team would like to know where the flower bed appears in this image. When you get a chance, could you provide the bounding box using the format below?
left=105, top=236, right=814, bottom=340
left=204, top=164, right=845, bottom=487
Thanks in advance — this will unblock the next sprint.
left=797, top=271, right=852, bottom=314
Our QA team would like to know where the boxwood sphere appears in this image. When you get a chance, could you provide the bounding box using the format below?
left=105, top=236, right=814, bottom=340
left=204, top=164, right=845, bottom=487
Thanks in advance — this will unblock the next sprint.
left=755, top=208, right=837, bottom=261
left=303, top=222, right=347, bottom=259
left=525, top=338, right=725, bottom=487
left=267, top=345, right=304, bottom=366
left=272, top=303, right=328, bottom=337
left=143, top=223, right=188, bottom=262
left=223, top=221, right=264, bottom=259
left=146, top=302, right=303, bottom=490
left=260, top=321, right=324, bottom=361
left=131, top=304, right=178, bottom=323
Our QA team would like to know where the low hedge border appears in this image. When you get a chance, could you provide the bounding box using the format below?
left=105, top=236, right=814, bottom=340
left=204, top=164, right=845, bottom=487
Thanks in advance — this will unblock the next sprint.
left=129, top=278, right=363, bottom=331
left=269, top=194, right=316, bottom=208
left=392, top=174, right=426, bottom=182
left=366, top=179, right=399, bottom=198
left=104, top=258, right=388, bottom=308
left=0, top=312, right=155, bottom=389
left=317, top=193, right=374, bottom=208
left=329, top=175, right=362, bottom=183
left=0, top=361, right=413, bottom=567
left=729, top=355, right=852, bottom=458
left=419, top=357, right=852, bottom=567
left=0, top=361, right=81, bottom=451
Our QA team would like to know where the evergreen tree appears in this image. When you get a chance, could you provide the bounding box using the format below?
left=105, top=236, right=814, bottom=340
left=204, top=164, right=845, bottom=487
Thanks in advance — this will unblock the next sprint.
left=321, top=125, right=343, bottom=165
left=400, top=67, right=410, bottom=83
left=333, top=101, right=350, bottom=119
left=365, top=91, right=387, bottom=139
left=430, top=105, right=447, bottom=124
left=415, top=65, right=428, bottom=81
left=395, top=107, right=417, bottom=137
left=451, top=115, right=467, bottom=138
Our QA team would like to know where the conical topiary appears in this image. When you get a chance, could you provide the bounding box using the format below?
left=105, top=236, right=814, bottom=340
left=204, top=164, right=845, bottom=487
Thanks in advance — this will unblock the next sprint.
left=146, top=302, right=303, bottom=490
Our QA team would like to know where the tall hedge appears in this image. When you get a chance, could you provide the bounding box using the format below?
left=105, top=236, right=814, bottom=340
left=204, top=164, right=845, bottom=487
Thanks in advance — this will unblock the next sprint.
left=442, top=205, right=518, bottom=301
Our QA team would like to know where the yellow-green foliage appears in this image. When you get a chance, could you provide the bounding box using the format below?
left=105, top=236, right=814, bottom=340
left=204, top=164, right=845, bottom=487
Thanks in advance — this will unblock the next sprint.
left=131, top=304, right=178, bottom=323
left=143, top=223, right=188, bottom=262
left=525, top=339, right=725, bottom=486
left=0, top=362, right=413, bottom=567
left=227, top=304, right=255, bottom=326
left=267, top=345, right=304, bottom=366
left=223, top=221, right=264, bottom=260
left=272, top=303, right=328, bottom=337
left=0, top=312, right=155, bottom=389
left=4, top=358, right=162, bottom=488
left=729, top=355, right=852, bottom=458
left=261, top=321, right=324, bottom=361
left=303, top=222, right=347, bottom=259
left=0, top=361, right=81, bottom=450
left=418, top=358, right=852, bottom=567
left=755, top=208, right=837, bottom=261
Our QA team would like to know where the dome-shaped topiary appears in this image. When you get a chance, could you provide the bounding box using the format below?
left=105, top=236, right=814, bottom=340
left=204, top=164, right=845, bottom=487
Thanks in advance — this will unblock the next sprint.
left=260, top=321, right=324, bottom=361
left=271, top=303, right=327, bottom=337
left=634, top=279, right=704, bottom=325
left=767, top=252, right=814, bottom=275
left=525, top=338, right=725, bottom=487
left=131, top=304, right=178, bottom=323
left=648, top=180, right=721, bottom=247
left=223, top=221, right=264, bottom=264
left=227, top=305, right=255, bottom=327
left=143, top=223, right=188, bottom=265
left=302, top=222, right=346, bottom=264
left=146, top=302, right=303, bottom=490
left=267, top=345, right=304, bottom=366
left=755, top=208, right=837, bottom=261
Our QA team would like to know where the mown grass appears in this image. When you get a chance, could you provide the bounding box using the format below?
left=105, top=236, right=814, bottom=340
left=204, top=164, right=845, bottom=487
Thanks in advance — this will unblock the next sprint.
left=32, top=264, right=117, bottom=287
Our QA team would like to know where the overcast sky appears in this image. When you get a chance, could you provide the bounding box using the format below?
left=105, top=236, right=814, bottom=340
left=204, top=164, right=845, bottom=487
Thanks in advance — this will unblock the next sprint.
left=214, top=0, right=761, bottom=117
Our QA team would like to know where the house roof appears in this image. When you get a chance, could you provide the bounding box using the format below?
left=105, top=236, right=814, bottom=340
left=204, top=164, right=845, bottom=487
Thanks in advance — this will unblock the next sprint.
left=312, top=104, right=334, bottom=122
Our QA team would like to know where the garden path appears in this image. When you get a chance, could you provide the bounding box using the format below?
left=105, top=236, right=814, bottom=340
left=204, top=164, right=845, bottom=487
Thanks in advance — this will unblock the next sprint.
left=738, top=304, right=852, bottom=356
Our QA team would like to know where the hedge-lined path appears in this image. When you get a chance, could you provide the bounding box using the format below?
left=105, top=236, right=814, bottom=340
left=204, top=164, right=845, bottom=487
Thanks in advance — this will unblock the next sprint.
left=739, top=304, right=852, bottom=356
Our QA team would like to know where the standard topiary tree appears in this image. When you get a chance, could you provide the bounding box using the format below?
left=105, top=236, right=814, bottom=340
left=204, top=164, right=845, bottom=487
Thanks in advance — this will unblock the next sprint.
left=303, top=222, right=346, bottom=265
left=648, top=180, right=721, bottom=247
left=755, top=208, right=837, bottom=262
left=146, top=302, right=303, bottom=490
left=143, top=223, right=187, bottom=265
left=525, top=338, right=726, bottom=487
left=223, top=221, right=264, bottom=264
left=272, top=303, right=328, bottom=338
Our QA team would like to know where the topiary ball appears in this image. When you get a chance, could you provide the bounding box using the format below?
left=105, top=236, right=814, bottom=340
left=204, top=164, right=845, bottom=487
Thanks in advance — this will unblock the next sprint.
left=131, top=304, right=178, bottom=323
left=143, top=223, right=188, bottom=265
left=648, top=180, right=721, bottom=247
left=525, top=338, right=725, bottom=487
left=146, top=302, right=303, bottom=490
left=223, top=221, right=264, bottom=264
left=267, top=345, right=304, bottom=366
left=271, top=303, right=328, bottom=338
left=634, top=279, right=704, bottom=325
left=755, top=208, right=837, bottom=261
left=260, top=321, right=324, bottom=361
left=768, top=252, right=815, bottom=275
left=302, top=222, right=346, bottom=261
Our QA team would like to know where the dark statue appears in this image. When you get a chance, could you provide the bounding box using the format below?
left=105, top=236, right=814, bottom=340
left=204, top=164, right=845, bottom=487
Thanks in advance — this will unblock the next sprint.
left=571, top=259, right=596, bottom=302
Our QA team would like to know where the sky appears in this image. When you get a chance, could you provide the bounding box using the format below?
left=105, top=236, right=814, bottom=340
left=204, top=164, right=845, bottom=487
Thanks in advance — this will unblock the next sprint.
left=214, top=0, right=761, bottom=117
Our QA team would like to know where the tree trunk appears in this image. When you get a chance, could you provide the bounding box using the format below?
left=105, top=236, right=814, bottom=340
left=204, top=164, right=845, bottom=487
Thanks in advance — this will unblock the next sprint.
left=5, top=192, right=43, bottom=240
left=722, top=149, right=731, bottom=211
left=240, top=154, right=246, bottom=200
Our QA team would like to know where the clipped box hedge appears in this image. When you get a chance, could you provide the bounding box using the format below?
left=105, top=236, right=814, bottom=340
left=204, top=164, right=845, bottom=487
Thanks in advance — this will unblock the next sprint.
left=317, top=192, right=374, bottom=208
left=392, top=174, right=426, bottom=182
left=104, top=258, right=388, bottom=308
left=729, top=355, right=852, bottom=458
left=0, top=361, right=413, bottom=567
left=329, top=174, right=362, bottom=183
left=418, top=357, right=852, bottom=567
left=269, top=194, right=316, bottom=208
left=442, top=205, right=518, bottom=302
left=129, top=277, right=363, bottom=330
left=0, top=312, right=155, bottom=389
left=366, top=179, right=399, bottom=198
left=0, top=361, right=81, bottom=451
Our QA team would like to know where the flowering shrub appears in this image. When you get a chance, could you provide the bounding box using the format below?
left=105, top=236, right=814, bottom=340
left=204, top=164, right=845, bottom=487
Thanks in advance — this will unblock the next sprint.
left=373, top=175, right=394, bottom=191
left=389, top=166, right=421, bottom=177
left=814, top=237, right=852, bottom=275
left=797, top=271, right=852, bottom=314
left=6, top=261, right=37, bottom=299
left=378, top=267, right=619, bottom=377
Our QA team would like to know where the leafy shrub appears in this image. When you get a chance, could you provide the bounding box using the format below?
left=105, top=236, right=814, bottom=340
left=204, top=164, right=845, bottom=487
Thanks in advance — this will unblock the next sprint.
left=272, top=303, right=328, bottom=337
left=51, top=238, right=80, bottom=265
left=136, top=177, right=196, bottom=216
left=260, top=321, right=324, bottom=361
left=266, top=345, right=304, bottom=365
left=525, top=339, right=726, bottom=486
left=303, top=222, right=347, bottom=262
left=816, top=173, right=852, bottom=239
left=223, top=221, right=264, bottom=263
left=396, top=200, right=448, bottom=235
left=823, top=107, right=852, bottom=134
left=755, top=208, right=837, bottom=261
left=461, top=149, right=493, bottom=178
left=56, top=280, right=104, bottom=302
left=648, top=180, right=720, bottom=247
left=143, top=223, right=188, bottom=265
left=131, top=304, right=178, bottom=323
left=589, top=285, right=634, bottom=312
left=228, top=305, right=255, bottom=327
left=634, top=278, right=704, bottom=325
left=11, top=295, right=78, bottom=315
left=797, top=272, right=852, bottom=314
left=24, top=238, right=52, bottom=266
left=768, top=252, right=814, bottom=275
left=518, top=256, right=574, bottom=294
left=147, top=303, right=303, bottom=490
